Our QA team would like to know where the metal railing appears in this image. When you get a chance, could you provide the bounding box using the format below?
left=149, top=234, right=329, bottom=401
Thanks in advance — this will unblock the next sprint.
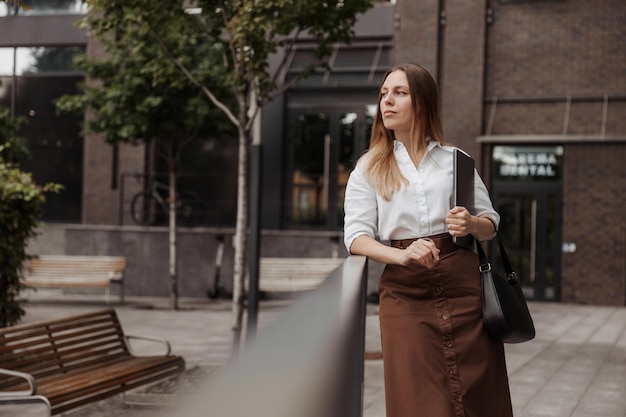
left=178, top=255, right=369, bottom=417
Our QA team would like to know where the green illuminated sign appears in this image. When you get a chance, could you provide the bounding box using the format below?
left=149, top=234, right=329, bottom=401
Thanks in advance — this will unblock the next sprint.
left=493, top=146, right=563, bottom=181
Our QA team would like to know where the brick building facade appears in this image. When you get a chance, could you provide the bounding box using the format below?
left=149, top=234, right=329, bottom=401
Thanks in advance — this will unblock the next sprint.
left=394, top=0, right=626, bottom=304
left=3, top=1, right=625, bottom=303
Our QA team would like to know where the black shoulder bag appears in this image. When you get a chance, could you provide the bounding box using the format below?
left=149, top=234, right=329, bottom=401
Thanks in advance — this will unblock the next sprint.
left=476, top=234, right=536, bottom=344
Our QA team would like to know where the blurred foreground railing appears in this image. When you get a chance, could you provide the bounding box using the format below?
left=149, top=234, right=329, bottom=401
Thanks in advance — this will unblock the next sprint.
left=175, top=255, right=369, bottom=417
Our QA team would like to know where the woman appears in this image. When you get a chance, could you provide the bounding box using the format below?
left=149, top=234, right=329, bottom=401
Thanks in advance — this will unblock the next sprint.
left=344, top=63, right=514, bottom=417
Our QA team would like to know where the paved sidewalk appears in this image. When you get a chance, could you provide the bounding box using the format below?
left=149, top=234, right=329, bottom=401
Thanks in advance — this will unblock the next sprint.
left=12, top=294, right=626, bottom=417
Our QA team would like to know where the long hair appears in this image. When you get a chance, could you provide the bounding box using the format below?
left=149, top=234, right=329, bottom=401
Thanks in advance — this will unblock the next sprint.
left=362, top=63, right=446, bottom=200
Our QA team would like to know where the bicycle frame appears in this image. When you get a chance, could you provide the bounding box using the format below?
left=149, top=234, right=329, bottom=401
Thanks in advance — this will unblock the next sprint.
left=130, top=176, right=206, bottom=227
left=149, top=180, right=171, bottom=211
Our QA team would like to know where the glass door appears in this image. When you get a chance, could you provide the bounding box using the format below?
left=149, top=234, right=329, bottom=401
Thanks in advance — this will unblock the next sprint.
left=494, top=187, right=561, bottom=300
left=284, top=106, right=375, bottom=229
left=491, top=145, right=564, bottom=301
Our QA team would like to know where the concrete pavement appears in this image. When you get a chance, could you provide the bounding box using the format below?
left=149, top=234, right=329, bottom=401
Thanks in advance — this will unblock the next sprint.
left=13, top=291, right=626, bottom=417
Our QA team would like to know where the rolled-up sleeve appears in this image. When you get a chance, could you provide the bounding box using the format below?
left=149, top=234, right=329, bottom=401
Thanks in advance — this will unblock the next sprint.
left=473, top=169, right=500, bottom=232
left=344, top=164, right=378, bottom=253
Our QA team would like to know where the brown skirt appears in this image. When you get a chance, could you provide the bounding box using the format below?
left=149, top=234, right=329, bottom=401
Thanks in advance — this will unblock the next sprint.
left=379, top=234, right=513, bottom=417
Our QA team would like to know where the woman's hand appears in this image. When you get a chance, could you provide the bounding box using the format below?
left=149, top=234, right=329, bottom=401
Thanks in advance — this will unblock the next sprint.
left=350, top=235, right=441, bottom=267
left=446, top=206, right=474, bottom=237
left=446, top=206, right=497, bottom=241
left=397, top=238, right=440, bottom=268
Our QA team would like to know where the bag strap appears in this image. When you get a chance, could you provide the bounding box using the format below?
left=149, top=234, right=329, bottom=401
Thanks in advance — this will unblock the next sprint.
left=475, top=233, right=518, bottom=285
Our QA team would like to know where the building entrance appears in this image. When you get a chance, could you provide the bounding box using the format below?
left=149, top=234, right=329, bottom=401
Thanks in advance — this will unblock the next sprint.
left=491, top=145, right=564, bottom=301
left=284, top=105, right=375, bottom=229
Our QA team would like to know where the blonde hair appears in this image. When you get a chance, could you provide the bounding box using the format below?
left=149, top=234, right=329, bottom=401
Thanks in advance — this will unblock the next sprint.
left=362, top=63, right=446, bottom=200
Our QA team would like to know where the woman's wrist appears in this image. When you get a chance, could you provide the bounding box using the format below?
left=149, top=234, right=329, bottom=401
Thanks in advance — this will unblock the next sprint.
left=473, top=215, right=497, bottom=241
left=390, top=247, right=407, bottom=266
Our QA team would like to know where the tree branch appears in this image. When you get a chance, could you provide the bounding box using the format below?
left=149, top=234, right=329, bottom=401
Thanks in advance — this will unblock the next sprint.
left=268, top=57, right=326, bottom=102
left=269, top=29, right=303, bottom=87
left=219, top=0, right=241, bottom=75
left=145, top=19, right=240, bottom=128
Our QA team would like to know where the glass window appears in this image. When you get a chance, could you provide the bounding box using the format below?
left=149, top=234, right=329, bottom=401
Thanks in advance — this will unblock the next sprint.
left=286, top=106, right=375, bottom=229
left=0, top=45, right=85, bottom=222
left=16, top=0, right=87, bottom=16
left=500, top=0, right=564, bottom=3
left=290, top=112, right=330, bottom=227
left=334, top=47, right=377, bottom=68
left=288, top=43, right=390, bottom=87
left=16, top=46, right=84, bottom=75
left=0, top=48, right=15, bottom=75
left=153, top=138, right=239, bottom=227
left=0, top=77, right=12, bottom=106
left=289, top=48, right=317, bottom=72
left=495, top=193, right=534, bottom=295
left=16, top=75, right=84, bottom=222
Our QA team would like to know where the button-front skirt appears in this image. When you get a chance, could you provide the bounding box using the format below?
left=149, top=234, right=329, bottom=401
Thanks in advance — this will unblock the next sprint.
left=379, top=236, right=513, bottom=417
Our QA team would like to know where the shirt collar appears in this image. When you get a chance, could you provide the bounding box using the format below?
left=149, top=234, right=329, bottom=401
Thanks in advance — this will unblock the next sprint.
left=394, top=138, right=445, bottom=152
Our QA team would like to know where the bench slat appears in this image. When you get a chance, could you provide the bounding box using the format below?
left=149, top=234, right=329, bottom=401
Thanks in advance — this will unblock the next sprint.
left=255, top=257, right=345, bottom=292
left=0, top=309, right=185, bottom=415
left=20, top=256, right=127, bottom=302
left=21, top=280, right=114, bottom=289
left=43, top=357, right=184, bottom=414
left=8, top=341, right=127, bottom=373
left=0, top=331, right=125, bottom=370
left=0, top=315, right=124, bottom=350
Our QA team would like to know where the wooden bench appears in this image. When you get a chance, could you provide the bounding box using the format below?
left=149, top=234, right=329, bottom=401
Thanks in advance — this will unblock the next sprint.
left=256, top=258, right=345, bottom=292
left=20, top=255, right=127, bottom=303
left=0, top=309, right=185, bottom=416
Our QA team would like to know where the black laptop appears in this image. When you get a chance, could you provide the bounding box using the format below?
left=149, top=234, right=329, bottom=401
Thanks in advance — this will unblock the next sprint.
left=452, top=149, right=475, bottom=249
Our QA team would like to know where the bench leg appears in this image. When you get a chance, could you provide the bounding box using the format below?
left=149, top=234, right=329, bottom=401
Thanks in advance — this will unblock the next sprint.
left=106, top=282, right=124, bottom=304
left=0, top=395, right=51, bottom=417
left=121, top=374, right=182, bottom=408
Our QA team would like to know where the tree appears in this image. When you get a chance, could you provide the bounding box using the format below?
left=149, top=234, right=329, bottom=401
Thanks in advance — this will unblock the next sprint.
left=0, top=108, right=29, bottom=165
left=56, top=4, right=235, bottom=310
left=0, top=106, right=60, bottom=327
left=64, top=0, right=375, bottom=350
left=171, top=1, right=375, bottom=350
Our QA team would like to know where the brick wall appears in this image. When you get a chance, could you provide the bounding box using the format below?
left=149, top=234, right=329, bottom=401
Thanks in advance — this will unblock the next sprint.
left=485, top=0, right=626, bottom=136
left=81, top=130, right=145, bottom=225
left=485, top=0, right=626, bottom=304
left=394, top=0, right=488, bottom=162
left=440, top=0, right=487, bottom=161
left=562, top=143, right=626, bottom=305
left=487, top=0, right=626, bottom=97
left=394, top=0, right=440, bottom=76
left=82, top=32, right=146, bottom=225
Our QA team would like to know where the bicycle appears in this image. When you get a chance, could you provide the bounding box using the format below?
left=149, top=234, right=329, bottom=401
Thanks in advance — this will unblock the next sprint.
left=130, top=178, right=206, bottom=227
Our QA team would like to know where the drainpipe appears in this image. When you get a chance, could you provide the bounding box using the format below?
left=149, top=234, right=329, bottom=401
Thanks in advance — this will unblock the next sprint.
left=436, top=0, right=446, bottom=89
left=482, top=1, right=494, bottom=135
left=481, top=1, right=494, bottom=182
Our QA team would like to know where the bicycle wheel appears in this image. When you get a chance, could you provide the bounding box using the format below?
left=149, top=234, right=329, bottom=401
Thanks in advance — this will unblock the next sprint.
left=177, top=192, right=207, bottom=227
left=130, top=192, right=159, bottom=226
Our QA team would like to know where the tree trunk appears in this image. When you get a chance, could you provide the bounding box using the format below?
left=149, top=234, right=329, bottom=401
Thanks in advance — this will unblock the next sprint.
left=168, top=146, right=179, bottom=310
left=231, top=125, right=250, bottom=353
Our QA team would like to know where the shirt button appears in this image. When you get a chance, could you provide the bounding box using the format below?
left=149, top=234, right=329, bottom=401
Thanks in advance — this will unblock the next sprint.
left=441, top=314, right=449, bottom=320
left=445, top=341, right=453, bottom=348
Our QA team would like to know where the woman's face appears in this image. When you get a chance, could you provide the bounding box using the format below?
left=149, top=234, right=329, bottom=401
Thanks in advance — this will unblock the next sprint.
left=380, top=69, right=415, bottom=140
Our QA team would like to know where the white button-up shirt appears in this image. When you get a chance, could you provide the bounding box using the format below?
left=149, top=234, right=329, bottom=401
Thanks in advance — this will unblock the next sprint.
left=343, top=140, right=499, bottom=252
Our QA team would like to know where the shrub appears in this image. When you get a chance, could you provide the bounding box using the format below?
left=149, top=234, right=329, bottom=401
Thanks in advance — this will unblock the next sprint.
left=0, top=148, right=60, bottom=327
